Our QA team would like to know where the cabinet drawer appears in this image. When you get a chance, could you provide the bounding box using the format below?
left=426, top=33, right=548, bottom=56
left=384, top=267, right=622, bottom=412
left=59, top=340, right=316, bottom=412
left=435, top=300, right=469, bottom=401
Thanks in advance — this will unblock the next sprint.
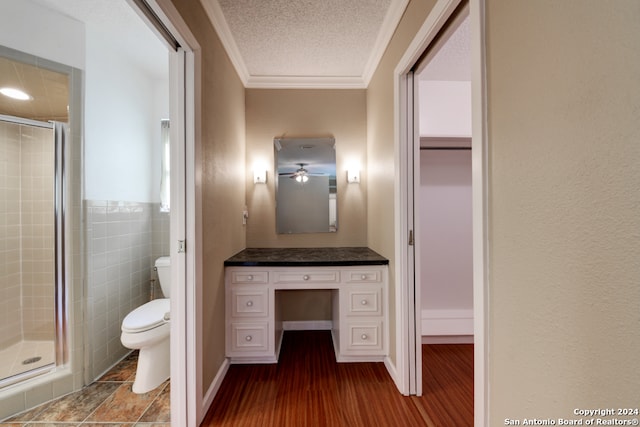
left=229, top=322, right=269, bottom=352
left=346, top=270, right=383, bottom=283
left=230, top=271, right=268, bottom=284
left=347, top=286, right=382, bottom=316
left=346, top=322, right=383, bottom=351
left=273, top=270, right=339, bottom=284
left=231, top=289, right=268, bottom=317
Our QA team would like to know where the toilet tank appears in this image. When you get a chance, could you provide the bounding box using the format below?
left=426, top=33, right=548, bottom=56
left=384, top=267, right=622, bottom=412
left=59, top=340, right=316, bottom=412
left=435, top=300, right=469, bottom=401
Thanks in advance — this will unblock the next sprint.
left=154, top=256, right=171, bottom=298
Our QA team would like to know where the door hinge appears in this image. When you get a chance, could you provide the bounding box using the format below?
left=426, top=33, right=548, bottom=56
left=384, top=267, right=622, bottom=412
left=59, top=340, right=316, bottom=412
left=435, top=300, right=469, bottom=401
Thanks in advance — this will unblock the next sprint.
left=408, top=230, right=414, bottom=246
left=178, top=240, right=186, bottom=253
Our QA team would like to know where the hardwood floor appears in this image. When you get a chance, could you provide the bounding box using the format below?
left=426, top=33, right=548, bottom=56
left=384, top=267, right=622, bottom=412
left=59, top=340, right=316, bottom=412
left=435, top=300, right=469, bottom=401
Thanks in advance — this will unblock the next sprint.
left=417, top=343, right=474, bottom=426
left=202, top=331, right=473, bottom=427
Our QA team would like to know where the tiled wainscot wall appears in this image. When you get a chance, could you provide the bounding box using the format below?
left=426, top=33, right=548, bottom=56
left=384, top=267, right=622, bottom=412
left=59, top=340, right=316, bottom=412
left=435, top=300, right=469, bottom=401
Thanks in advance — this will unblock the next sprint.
left=84, top=200, right=169, bottom=380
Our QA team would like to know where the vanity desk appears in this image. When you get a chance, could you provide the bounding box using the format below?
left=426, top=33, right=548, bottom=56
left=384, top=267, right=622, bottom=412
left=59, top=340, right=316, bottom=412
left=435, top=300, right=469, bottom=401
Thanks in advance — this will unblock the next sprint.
left=224, top=247, right=389, bottom=364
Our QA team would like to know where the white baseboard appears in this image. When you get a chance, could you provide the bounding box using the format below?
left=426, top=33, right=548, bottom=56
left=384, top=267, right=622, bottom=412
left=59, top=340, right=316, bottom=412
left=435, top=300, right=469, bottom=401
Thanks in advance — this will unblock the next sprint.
left=384, top=356, right=405, bottom=395
left=282, top=320, right=332, bottom=331
left=421, top=309, right=473, bottom=336
left=422, top=335, right=474, bottom=344
left=200, top=357, right=230, bottom=423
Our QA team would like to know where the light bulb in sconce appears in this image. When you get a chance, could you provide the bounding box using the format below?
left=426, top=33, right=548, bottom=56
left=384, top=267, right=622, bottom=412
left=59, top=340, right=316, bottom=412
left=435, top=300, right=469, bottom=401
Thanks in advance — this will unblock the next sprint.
left=254, top=168, right=267, bottom=184
left=347, top=169, right=360, bottom=184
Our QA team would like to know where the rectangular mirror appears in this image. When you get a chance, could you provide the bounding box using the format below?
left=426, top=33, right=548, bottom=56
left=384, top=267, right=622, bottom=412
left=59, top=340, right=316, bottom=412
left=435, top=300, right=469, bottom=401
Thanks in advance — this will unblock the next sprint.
left=274, top=137, right=337, bottom=234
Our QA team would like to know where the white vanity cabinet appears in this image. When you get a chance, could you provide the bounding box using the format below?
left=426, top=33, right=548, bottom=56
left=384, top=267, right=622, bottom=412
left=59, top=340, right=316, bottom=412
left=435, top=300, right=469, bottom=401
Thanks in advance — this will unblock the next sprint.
left=332, top=270, right=386, bottom=362
left=225, top=269, right=276, bottom=363
left=225, top=264, right=388, bottom=364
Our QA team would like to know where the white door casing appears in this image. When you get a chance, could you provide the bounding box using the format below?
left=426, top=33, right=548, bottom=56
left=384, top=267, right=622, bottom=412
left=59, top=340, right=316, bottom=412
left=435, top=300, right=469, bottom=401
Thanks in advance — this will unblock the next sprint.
left=394, top=0, right=489, bottom=425
left=127, top=1, right=200, bottom=425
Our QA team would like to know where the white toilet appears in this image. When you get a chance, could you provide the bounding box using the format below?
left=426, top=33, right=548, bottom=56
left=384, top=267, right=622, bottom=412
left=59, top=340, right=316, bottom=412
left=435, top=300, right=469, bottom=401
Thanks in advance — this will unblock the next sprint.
left=121, top=256, right=171, bottom=394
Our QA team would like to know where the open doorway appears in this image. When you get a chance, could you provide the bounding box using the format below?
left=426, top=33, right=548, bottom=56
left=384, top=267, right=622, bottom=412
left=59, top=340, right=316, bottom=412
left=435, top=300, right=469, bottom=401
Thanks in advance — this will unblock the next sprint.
left=413, top=10, right=474, bottom=424
left=395, top=0, right=487, bottom=424
left=416, top=12, right=473, bottom=346
left=128, top=1, right=198, bottom=425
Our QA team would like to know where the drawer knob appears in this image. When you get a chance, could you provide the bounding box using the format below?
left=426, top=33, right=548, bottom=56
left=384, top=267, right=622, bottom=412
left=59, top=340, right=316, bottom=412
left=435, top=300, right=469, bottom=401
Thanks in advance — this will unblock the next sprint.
left=361, top=274, right=367, bottom=280
left=303, top=275, right=310, bottom=281
left=361, top=334, right=368, bottom=340
left=245, top=335, right=253, bottom=342
left=247, top=275, right=253, bottom=281
left=360, top=299, right=368, bottom=306
left=246, top=300, right=253, bottom=307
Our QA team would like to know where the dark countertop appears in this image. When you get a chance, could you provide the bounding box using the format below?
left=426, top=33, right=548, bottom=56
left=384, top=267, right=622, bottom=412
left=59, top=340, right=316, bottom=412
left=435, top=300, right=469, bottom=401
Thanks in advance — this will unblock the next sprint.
left=224, top=247, right=389, bottom=267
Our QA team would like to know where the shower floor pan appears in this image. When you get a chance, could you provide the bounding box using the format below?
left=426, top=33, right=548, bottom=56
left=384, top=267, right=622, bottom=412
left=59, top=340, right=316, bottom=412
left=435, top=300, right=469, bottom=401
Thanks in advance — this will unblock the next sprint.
left=0, top=340, right=55, bottom=388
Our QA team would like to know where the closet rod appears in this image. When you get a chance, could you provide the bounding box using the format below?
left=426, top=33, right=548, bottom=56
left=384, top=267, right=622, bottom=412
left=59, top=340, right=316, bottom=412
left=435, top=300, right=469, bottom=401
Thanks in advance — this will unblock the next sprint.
left=420, top=146, right=471, bottom=150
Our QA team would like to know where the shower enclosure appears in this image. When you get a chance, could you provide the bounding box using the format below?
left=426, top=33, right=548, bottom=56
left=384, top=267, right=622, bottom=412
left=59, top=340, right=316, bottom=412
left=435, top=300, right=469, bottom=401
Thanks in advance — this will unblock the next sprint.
left=0, top=115, right=67, bottom=388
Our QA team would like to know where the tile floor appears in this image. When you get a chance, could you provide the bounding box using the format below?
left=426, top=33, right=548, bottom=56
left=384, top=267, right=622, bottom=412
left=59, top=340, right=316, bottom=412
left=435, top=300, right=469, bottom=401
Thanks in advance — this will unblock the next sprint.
left=0, top=352, right=170, bottom=426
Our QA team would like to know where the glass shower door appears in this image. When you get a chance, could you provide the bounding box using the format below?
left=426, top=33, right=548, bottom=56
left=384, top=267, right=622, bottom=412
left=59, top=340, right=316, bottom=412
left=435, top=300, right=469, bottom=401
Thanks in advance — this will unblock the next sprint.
left=0, top=116, right=59, bottom=387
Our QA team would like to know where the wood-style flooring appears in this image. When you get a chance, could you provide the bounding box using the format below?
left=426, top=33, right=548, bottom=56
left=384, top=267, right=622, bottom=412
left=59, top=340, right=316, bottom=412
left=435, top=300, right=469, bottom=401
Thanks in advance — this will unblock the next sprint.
left=202, top=330, right=473, bottom=427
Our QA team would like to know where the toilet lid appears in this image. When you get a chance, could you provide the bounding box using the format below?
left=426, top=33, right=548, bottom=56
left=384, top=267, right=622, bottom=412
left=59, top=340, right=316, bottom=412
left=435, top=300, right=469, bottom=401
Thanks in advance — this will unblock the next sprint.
left=122, top=298, right=170, bottom=333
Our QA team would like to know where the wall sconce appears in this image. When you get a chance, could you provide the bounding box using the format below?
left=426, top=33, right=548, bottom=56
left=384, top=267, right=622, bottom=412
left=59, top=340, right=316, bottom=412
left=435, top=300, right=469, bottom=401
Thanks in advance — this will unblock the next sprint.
left=254, top=169, right=267, bottom=184
left=347, top=169, right=360, bottom=184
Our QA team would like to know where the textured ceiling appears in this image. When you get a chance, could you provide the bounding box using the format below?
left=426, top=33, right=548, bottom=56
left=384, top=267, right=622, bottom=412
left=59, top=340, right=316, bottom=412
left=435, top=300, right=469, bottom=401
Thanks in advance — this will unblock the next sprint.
left=203, top=0, right=409, bottom=88
left=6, top=0, right=470, bottom=120
left=420, top=15, right=470, bottom=81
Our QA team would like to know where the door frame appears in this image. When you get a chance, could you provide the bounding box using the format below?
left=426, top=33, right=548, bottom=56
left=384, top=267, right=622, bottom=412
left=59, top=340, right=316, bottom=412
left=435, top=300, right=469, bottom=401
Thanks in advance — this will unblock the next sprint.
left=394, top=0, right=488, bottom=424
left=128, top=1, right=201, bottom=425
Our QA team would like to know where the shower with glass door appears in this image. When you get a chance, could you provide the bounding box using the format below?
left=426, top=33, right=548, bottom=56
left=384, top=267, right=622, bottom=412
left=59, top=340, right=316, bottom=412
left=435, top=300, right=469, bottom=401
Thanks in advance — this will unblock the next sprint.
left=0, top=115, right=67, bottom=388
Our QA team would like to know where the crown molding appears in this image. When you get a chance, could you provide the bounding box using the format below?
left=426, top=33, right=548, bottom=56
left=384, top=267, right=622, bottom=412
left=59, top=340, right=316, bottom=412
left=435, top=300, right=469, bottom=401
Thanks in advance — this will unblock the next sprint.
left=200, top=0, right=407, bottom=89
left=200, top=0, right=250, bottom=85
left=362, top=0, right=409, bottom=86
left=245, top=75, right=366, bottom=89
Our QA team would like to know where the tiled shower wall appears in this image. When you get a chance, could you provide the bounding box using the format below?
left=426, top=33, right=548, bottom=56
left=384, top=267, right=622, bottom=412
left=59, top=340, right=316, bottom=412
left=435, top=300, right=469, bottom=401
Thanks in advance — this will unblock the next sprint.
left=21, top=125, right=55, bottom=341
left=85, top=200, right=169, bottom=380
left=0, top=121, right=55, bottom=349
left=0, top=121, right=22, bottom=349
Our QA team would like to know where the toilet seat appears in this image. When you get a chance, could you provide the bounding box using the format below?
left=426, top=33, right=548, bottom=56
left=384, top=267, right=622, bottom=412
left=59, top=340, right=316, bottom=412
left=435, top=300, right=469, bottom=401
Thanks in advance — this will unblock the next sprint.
left=122, top=298, right=170, bottom=333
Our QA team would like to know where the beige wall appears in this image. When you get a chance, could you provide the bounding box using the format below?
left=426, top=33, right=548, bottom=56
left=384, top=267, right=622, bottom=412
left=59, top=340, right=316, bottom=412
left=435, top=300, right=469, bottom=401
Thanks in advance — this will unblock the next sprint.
left=245, top=89, right=367, bottom=248
left=369, top=0, right=640, bottom=417
left=169, top=0, right=247, bottom=396
left=366, top=0, right=436, bottom=366
left=172, top=0, right=640, bottom=419
left=486, top=0, right=640, bottom=421
left=245, top=89, right=367, bottom=321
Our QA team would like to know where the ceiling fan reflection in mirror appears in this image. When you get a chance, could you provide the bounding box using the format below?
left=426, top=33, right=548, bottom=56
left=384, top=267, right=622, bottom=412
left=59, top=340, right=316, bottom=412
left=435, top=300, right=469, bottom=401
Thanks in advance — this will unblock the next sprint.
left=279, top=163, right=325, bottom=183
